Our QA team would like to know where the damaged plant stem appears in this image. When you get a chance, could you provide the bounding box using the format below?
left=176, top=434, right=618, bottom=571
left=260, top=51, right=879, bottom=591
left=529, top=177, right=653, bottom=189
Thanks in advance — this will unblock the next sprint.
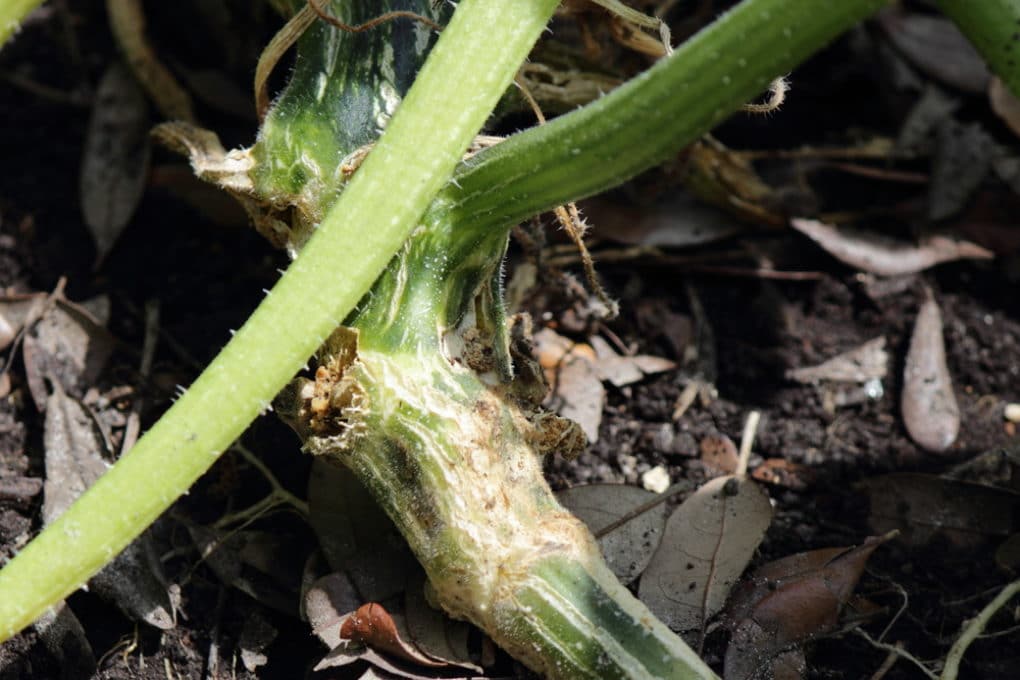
left=0, top=0, right=887, bottom=677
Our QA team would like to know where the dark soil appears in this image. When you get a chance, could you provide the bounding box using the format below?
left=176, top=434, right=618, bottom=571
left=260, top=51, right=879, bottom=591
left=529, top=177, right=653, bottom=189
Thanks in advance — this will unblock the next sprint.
left=3, top=2, right=1020, bottom=679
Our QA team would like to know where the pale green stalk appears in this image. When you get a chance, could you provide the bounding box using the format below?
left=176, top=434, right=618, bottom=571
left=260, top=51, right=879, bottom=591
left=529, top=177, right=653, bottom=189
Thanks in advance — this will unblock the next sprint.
left=0, top=0, right=560, bottom=641
left=0, top=0, right=45, bottom=47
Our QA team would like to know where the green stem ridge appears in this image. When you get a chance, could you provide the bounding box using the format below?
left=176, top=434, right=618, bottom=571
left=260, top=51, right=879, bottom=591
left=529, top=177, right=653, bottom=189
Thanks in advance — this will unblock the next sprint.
left=436, top=0, right=889, bottom=232
left=0, top=0, right=560, bottom=641
left=937, top=0, right=1020, bottom=97
left=0, top=0, right=893, bottom=669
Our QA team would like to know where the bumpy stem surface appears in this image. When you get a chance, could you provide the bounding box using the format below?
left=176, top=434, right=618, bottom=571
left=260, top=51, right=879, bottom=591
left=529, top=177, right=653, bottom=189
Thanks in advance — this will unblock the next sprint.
left=0, top=0, right=560, bottom=641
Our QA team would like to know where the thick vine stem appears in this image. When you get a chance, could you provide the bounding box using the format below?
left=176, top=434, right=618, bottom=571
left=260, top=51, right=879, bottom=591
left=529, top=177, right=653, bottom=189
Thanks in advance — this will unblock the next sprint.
left=0, top=0, right=562, bottom=642
left=936, top=0, right=1020, bottom=98
left=437, top=0, right=889, bottom=232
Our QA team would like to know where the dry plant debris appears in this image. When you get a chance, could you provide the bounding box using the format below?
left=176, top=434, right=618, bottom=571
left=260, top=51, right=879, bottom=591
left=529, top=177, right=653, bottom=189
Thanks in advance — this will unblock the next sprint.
left=901, top=292, right=960, bottom=454
left=638, top=475, right=773, bottom=634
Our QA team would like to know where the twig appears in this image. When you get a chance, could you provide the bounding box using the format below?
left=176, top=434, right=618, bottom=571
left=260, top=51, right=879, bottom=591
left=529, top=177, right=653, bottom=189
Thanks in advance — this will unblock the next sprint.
left=736, top=410, right=760, bottom=477
left=868, top=640, right=903, bottom=680
left=852, top=628, right=939, bottom=680
left=121, top=299, right=160, bottom=457
left=307, top=0, right=442, bottom=35
left=941, top=579, right=1020, bottom=680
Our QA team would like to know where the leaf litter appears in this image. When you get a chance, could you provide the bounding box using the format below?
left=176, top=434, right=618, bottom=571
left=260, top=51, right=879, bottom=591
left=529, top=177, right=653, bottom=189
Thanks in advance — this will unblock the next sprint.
left=534, top=327, right=675, bottom=442
left=722, top=534, right=893, bottom=680
left=638, top=474, right=773, bottom=634
left=901, top=291, right=960, bottom=453
left=557, top=483, right=670, bottom=584
left=789, top=218, right=993, bottom=277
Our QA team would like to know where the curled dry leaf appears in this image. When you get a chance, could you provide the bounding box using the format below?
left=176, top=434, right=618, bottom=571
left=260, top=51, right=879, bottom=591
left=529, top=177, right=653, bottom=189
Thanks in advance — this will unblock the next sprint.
left=239, top=611, right=277, bottom=673
left=405, top=574, right=483, bottom=672
left=557, top=483, right=669, bottom=584
left=535, top=328, right=676, bottom=443
left=31, top=603, right=96, bottom=679
left=722, top=535, right=891, bottom=680
left=861, top=473, right=1019, bottom=546
left=44, top=384, right=174, bottom=630
left=901, top=293, right=959, bottom=453
left=785, top=337, right=887, bottom=384
left=638, top=475, right=773, bottom=633
left=790, top=218, right=993, bottom=277
left=341, top=603, right=451, bottom=669
left=80, top=61, right=151, bottom=265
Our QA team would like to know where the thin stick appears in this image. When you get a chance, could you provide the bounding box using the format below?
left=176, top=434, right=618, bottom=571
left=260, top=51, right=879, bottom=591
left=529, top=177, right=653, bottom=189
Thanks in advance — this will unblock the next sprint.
left=736, top=410, right=760, bottom=477
left=941, top=579, right=1020, bottom=680
left=307, top=0, right=442, bottom=35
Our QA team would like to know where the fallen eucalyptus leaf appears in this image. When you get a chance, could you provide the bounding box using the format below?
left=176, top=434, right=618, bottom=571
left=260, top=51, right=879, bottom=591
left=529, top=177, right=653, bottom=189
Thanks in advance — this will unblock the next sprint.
left=785, top=337, right=887, bottom=384
left=585, top=193, right=744, bottom=248
left=22, top=294, right=115, bottom=412
left=861, top=473, right=1018, bottom=546
left=639, top=475, right=773, bottom=633
left=790, top=218, right=992, bottom=277
left=929, top=119, right=995, bottom=221
left=878, top=9, right=990, bottom=93
left=80, top=61, right=151, bottom=264
left=306, top=571, right=362, bottom=649
left=723, top=536, right=889, bottom=680
left=308, top=459, right=414, bottom=602
left=239, top=611, right=277, bottom=672
left=557, top=483, right=669, bottom=584
left=405, top=575, right=483, bottom=673
left=535, top=329, right=604, bottom=442
left=31, top=602, right=95, bottom=679
left=44, top=384, right=174, bottom=630
left=901, top=293, right=959, bottom=453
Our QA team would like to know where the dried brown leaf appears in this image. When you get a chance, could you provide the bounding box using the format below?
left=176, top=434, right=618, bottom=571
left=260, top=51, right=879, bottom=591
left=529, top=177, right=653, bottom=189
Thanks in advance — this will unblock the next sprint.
left=557, top=484, right=669, bottom=584
left=0, top=293, right=46, bottom=351
left=22, top=294, right=115, bottom=412
left=699, top=434, right=739, bottom=476
left=750, top=459, right=812, bottom=491
left=308, top=459, right=415, bottom=601
left=723, top=536, right=889, bottom=680
left=340, top=603, right=450, bottom=669
left=878, top=10, right=990, bottom=93
left=585, top=194, right=744, bottom=247
left=790, top=218, right=993, bottom=276
left=404, top=575, right=483, bottom=672
left=44, top=384, right=174, bottom=629
left=306, top=571, right=362, bottom=649
left=785, top=337, right=887, bottom=384
left=638, top=475, right=773, bottom=633
left=861, top=473, right=1018, bottom=546
left=534, top=329, right=604, bottom=442
left=80, top=61, right=151, bottom=264
left=901, top=293, right=959, bottom=453
left=929, top=119, right=995, bottom=221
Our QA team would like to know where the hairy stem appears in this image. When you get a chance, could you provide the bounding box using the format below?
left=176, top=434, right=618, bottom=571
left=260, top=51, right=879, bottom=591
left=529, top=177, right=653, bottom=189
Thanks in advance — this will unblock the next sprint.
left=0, top=0, right=560, bottom=641
left=437, top=0, right=888, bottom=231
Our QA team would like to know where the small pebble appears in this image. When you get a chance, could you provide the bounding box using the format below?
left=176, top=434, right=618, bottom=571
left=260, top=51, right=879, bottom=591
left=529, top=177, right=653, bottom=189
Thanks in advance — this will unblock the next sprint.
left=641, top=465, right=670, bottom=494
left=1004, top=403, right=1020, bottom=423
